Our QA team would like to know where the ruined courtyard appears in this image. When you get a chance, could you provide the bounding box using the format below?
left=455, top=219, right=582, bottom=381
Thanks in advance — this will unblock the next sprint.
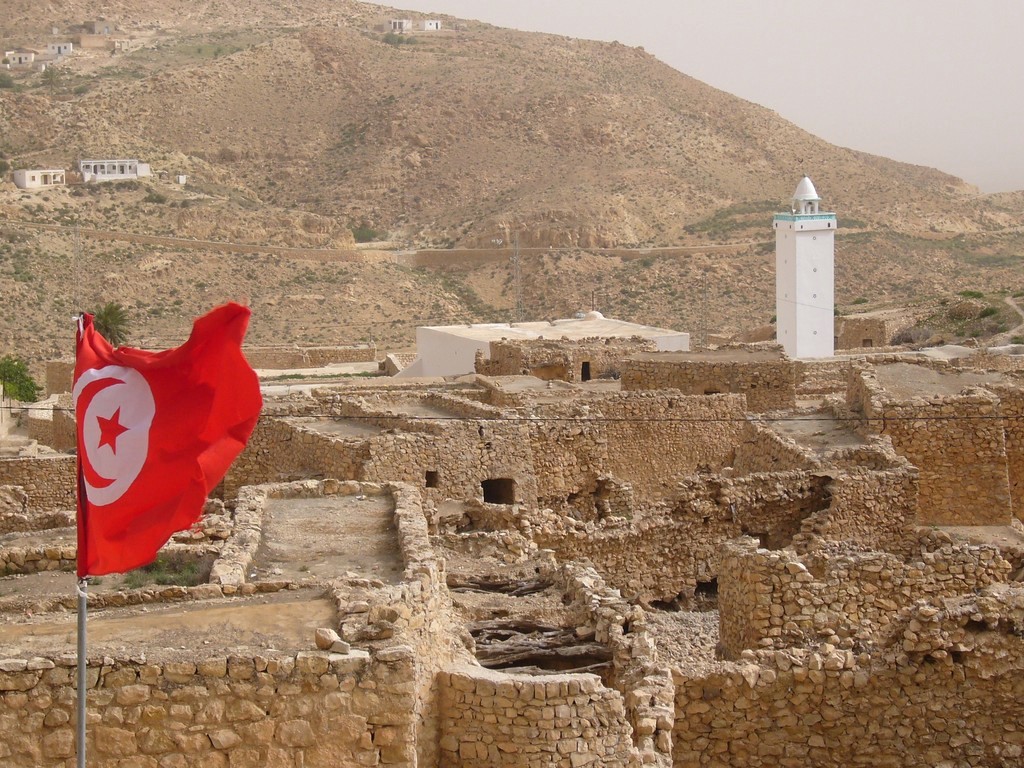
left=2, top=342, right=1024, bottom=767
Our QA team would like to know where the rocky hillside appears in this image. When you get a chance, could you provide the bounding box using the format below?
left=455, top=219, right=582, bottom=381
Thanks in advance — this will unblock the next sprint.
left=1, top=0, right=1023, bottom=365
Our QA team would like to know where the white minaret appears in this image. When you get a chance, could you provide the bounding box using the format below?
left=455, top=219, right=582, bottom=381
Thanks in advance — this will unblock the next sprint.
left=773, top=176, right=837, bottom=359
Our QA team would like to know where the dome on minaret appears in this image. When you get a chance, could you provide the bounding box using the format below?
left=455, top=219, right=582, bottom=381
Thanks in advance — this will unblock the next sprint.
left=792, top=176, right=821, bottom=202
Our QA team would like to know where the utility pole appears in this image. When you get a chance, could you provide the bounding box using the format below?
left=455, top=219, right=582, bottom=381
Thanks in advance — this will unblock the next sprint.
left=511, top=231, right=523, bottom=323
left=699, top=271, right=709, bottom=350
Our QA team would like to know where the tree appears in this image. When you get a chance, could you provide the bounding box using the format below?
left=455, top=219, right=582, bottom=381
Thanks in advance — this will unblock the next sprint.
left=41, top=65, right=61, bottom=93
left=93, top=302, right=131, bottom=346
left=0, top=355, right=40, bottom=402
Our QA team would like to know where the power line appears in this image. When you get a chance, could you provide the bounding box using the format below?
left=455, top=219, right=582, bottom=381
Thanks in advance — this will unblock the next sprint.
left=9, top=402, right=1024, bottom=426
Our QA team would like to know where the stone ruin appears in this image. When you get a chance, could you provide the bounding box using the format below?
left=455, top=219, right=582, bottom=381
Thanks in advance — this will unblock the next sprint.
left=1, top=346, right=1024, bottom=766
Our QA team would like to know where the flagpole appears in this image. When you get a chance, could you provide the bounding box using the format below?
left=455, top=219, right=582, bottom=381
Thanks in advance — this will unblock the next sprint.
left=76, top=577, right=87, bottom=768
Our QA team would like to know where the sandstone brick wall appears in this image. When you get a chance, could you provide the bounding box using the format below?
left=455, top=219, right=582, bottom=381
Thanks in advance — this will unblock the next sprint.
left=0, top=456, right=75, bottom=512
left=0, top=647, right=416, bottom=768
left=243, top=345, right=377, bottom=369
left=849, top=367, right=1012, bottom=525
left=794, top=359, right=853, bottom=396
left=24, top=396, right=75, bottom=453
left=795, top=465, right=919, bottom=554
left=439, top=666, right=636, bottom=767
left=673, top=587, right=1024, bottom=767
left=598, top=394, right=749, bottom=500
left=476, top=337, right=655, bottom=381
left=835, top=316, right=893, bottom=351
left=717, top=537, right=1012, bottom=657
left=223, top=418, right=369, bottom=498
left=44, top=360, right=74, bottom=396
left=731, top=422, right=814, bottom=474
left=989, top=383, right=1024, bottom=521
left=622, top=356, right=795, bottom=413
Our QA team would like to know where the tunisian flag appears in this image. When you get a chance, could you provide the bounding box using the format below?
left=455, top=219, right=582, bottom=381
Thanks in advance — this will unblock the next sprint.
left=74, top=303, right=262, bottom=577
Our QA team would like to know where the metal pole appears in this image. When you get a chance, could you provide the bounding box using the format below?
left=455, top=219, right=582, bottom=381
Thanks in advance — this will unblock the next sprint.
left=76, top=577, right=87, bottom=768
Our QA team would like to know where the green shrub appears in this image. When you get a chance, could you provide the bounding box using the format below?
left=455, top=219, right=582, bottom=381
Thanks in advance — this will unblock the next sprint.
left=122, top=551, right=211, bottom=588
left=851, top=297, right=869, bottom=305
left=0, top=355, right=40, bottom=402
left=978, top=306, right=997, bottom=318
left=351, top=224, right=381, bottom=243
left=958, top=290, right=984, bottom=299
left=0, top=73, right=14, bottom=88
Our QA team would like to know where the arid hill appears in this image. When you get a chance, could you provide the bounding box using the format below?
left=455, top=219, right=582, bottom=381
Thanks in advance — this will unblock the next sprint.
left=1, top=0, right=1024, bottom=364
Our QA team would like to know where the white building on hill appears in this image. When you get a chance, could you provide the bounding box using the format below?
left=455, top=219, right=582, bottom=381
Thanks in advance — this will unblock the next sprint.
left=773, top=176, right=837, bottom=359
left=78, top=159, right=151, bottom=182
left=13, top=169, right=66, bottom=190
left=397, top=312, right=690, bottom=378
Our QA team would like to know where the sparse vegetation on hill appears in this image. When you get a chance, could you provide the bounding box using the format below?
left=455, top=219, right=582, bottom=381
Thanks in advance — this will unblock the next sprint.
left=0, top=0, right=1022, bottom=363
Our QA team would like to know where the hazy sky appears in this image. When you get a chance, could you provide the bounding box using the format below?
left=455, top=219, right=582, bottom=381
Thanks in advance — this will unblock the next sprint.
left=371, top=1, right=1024, bottom=193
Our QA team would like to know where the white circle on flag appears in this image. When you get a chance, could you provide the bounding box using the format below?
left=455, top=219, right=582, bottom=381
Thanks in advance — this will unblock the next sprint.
left=73, top=365, right=156, bottom=507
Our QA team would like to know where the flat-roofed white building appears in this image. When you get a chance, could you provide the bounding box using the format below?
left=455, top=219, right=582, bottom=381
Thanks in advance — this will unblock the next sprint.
left=420, top=20, right=442, bottom=31
left=397, top=311, right=690, bottom=378
left=78, top=159, right=151, bottom=182
left=390, top=19, right=413, bottom=33
left=46, top=42, right=73, bottom=56
left=13, top=169, right=66, bottom=190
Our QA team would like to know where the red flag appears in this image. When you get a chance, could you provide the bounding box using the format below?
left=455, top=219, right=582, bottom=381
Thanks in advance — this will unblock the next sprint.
left=74, top=303, right=262, bottom=577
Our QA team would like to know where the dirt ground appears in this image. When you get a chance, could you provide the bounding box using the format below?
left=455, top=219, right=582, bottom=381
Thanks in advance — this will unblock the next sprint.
left=1, top=588, right=335, bottom=662
left=253, top=495, right=404, bottom=584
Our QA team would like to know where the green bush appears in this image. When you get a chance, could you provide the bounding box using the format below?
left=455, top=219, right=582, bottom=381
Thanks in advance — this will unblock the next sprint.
left=978, top=306, right=997, bottom=318
left=0, top=73, right=14, bottom=88
left=123, top=551, right=211, bottom=588
left=351, top=224, right=381, bottom=243
left=958, top=289, right=984, bottom=299
left=0, top=356, right=40, bottom=402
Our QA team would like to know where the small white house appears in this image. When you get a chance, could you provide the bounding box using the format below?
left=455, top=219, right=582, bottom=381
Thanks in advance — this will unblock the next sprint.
left=78, top=159, right=152, bottom=182
left=390, top=19, right=413, bottom=33
left=13, top=169, right=66, bottom=190
left=420, top=20, right=442, bottom=31
left=46, top=42, right=73, bottom=57
left=397, top=312, right=690, bottom=378
left=5, top=49, right=37, bottom=66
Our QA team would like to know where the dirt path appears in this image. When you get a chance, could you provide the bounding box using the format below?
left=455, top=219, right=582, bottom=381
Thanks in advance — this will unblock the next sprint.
left=253, top=494, right=404, bottom=584
left=1, top=589, right=334, bottom=661
left=990, top=296, right=1024, bottom=346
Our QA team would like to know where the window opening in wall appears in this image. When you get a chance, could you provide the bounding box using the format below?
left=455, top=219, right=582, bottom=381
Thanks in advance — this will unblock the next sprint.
left=425, top=470, right=439, bottom=488
left=862, top=339, right=873, bottom=348
left=481, top=478, right=516, bottom=505
left=704, top=388, right=722, bottom=395
left=694, top=578, right=718, bottom=611
left=581, top=361, right=591, bottom=382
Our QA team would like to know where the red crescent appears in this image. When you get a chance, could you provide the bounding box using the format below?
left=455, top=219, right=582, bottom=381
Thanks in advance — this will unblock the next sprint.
left=77, top=375, right=123, bottom=490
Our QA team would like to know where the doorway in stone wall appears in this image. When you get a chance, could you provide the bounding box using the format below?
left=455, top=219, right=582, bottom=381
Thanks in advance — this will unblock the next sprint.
left=581, top=361, right=591, bottom=382
left=482, top=478, right=516, bottom=504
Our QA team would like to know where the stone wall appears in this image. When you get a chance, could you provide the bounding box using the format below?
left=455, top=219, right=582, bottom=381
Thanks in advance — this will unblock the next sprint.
left=438, top=666, right=637, bottom=767
left=849, top=367, right=1012, bottom=525
left=227, top=390, right=755, bottom=510
left=835, top=316, right=893, bottom=350
left=0, top=645, right=417, bottom=768
left=44, top=361, right=74, bottom=397
left=673, top=586, right=1024, bottom=767
left=223, top=418, right=368, bottom=498
left=794, top=359, right=852, bottom=396
left=0, top=456, right=75, bottom=512
left=598, top=394, right=748, bottom=500
left=476, top=338, right=656, bottom=381
left=989, top=383, right=1024, bottom=521
left=622, top=354, right=795, bottom=413
left=0, top=480, right=464, bottom=768
left=717, top=536, right=1012, bottom=657
left=24, top=396, right=75, bottom=453
left=243, top=345, right=377, bottom=369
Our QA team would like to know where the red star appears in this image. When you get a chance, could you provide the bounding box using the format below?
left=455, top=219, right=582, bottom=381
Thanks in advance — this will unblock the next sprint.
left=97, top=408, right=130, bottom=454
